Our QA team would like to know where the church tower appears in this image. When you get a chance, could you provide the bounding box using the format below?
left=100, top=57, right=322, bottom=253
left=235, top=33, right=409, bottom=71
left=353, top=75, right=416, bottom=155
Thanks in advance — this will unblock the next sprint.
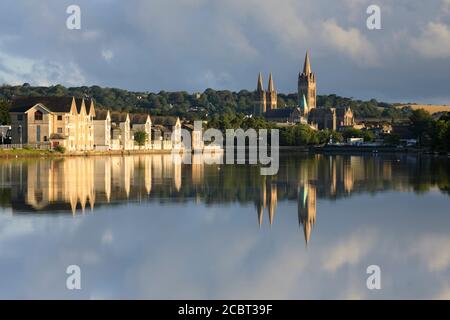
left=298, top=50, right=316, bottom=116
left=254, top=72, right=267, bottom=116
left=266, top=72, right=277, bottom=111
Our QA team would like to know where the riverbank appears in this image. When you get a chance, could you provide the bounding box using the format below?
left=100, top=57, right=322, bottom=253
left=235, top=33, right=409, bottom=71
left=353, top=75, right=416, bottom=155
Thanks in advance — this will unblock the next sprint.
left=311, top=145, right=450, bottom=157
left=0, top=148, right=174, bottom=158
left=1, top=145, right=448, bottom=158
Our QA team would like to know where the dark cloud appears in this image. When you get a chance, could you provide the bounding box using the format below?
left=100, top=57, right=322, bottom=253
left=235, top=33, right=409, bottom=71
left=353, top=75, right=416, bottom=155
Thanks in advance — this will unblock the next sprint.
left=0, top=0, right=449, bottom=103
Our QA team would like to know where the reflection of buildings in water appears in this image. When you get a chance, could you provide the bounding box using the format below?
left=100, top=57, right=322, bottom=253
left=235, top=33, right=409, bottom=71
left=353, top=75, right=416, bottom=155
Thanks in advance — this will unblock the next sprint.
left=254, top=178, right=278, bottom=227
left=269, top=183, right=277, bottom=225
left=2, top=154, right=426, bottom=245
left=6, top=154, right=186, bottom=214
left=24, top=158, right=96, bottom=214
left=191, top=154, right=204, bottom=186
left=297, top=183, right=317, bottom=245
left=253, top=177, right=317, bottom=245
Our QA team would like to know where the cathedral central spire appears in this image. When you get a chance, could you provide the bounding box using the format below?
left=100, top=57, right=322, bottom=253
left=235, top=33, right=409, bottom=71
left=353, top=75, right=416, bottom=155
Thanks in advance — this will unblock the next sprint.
left=303, top=50, right=311, bottom=75
left=298, top=50, right=316, bottom=113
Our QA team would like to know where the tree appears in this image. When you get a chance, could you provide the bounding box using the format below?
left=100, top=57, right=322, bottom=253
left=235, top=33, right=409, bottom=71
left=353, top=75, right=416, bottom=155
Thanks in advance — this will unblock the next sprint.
left=384, top=134, right=400, bottom=145
left=409, top=109, right=434, bottom=147
left=0, top=99, right=10, bottom=125
left=134, top=131, right=148, bottom=147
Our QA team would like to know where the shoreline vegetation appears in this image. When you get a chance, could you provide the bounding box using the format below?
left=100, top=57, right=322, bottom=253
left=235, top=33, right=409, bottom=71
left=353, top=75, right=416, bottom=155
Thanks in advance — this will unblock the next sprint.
left=0, top=148, right=173, bottom=158
left=0, top=145, right=447, bottom=159
left=0, top=84, right=406, bottom=122
left=1, top=85, right=449, bottom=156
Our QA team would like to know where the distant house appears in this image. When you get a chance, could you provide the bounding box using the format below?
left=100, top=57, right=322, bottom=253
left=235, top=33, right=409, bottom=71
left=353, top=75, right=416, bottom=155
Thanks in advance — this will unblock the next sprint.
left=0, top=125, right=11, bottom=144
left=308, top=107, right=355, bottom=131
left=183, top=123, right=204, bottom=151
left=9, top=96, right=95, bottom=150
left=111, top=113, right=134, bottom=150
left=93, top=110, right=111, bottom=150
left=336, top=107, right=355, bottom=128
left=151, top=116, right=182, bottom=149
left=308, top=108, right=337, bottom=130
left=131, top=114, right=152, bottom=149
left=110, top=123, right=122, bottom=150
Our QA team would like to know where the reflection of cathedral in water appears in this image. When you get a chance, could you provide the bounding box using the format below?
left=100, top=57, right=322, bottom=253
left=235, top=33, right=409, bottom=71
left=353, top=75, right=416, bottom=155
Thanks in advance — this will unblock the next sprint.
left=298, top=183, right=316, bottom=245
left=0, top=153, right=434, bottom=245
left=254, top=178, right=316, bottom=244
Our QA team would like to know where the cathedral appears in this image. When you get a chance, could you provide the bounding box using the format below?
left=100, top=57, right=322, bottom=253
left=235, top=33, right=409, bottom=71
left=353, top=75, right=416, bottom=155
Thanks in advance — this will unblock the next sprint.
left=254, top=51, right=355, bottom=130
left=254, top=72, right=277, bottom=116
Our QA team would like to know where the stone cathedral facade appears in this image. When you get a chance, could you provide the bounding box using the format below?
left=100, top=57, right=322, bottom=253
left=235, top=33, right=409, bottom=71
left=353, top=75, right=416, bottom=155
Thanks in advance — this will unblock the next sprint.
left=298, top=50, right=316, bottom=114
left=254, top=72, right=277, bottom=116
left=255, top=50, right=355, bottom=130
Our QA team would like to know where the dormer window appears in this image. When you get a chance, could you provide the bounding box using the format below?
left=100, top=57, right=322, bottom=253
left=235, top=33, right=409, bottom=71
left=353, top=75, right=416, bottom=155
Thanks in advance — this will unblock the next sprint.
left=34, top=110, right=43, bottom=121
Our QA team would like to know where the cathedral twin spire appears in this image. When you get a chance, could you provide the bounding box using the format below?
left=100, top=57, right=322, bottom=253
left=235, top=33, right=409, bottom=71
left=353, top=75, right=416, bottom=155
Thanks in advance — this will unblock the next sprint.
left=254, top=50, right=314, bottom=117
left=254, top=72, right=277, bottom=116
left=256, top=72, right=276, bottom=93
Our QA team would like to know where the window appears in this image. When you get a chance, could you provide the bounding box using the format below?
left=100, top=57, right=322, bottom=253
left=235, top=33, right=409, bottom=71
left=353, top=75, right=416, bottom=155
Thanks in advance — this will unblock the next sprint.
left=17, top=115, right=23, bottom=121
left=43, top=136, right=48, bottom=142
left=57, top=128, right=63, bottom=134
left=34, top=110, right=43, bottom=121
left=36, top=125, right=41, bottom=142
left=57, top=115, right=63, bottom=121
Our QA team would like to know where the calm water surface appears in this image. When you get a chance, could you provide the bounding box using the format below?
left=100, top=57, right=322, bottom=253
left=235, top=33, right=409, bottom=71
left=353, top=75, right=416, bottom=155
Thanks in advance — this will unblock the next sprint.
left=0, top=153, right=449, bottom=299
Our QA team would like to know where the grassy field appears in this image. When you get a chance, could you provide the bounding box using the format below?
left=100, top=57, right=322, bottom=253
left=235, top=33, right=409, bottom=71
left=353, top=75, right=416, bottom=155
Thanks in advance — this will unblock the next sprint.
left=0, top=148, right=62, bottom=158
left=394, top=104, right=450, bottom=114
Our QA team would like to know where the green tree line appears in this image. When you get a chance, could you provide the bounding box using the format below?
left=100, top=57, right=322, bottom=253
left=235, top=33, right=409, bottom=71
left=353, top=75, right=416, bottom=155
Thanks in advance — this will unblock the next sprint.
left=0, top=83, right=405, bottom=124
left=409, top=109, right=450, bottom=152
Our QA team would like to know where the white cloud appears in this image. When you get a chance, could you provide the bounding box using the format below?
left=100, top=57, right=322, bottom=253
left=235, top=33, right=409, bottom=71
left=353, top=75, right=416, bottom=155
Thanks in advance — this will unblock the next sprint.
left=101, top=49, right=114, bottom=62
left=411, top=22, right=450, bottom=58
left=322, top=229, right=376, bottom=273
left=321, top=20, right=378, bottom=66
left=435, top=285, right=450, bottom=299
left=410, top=234, right=450, bottom=272
left=0, top=49, right=85, bottom=86
left=101, top=230, right=114, bottom=245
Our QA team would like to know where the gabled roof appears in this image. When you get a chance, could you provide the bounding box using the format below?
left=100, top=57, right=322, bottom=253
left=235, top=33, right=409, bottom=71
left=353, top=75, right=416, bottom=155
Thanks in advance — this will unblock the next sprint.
left=111, top=112, right=129, bottom=123
left=131, top=114, right=151, bottom=124
left=153, top=124, right=171, bottom=133
left=74, top=98, right=88, bottom=115
left=10, top=96, right=75, bottom=113
left=94, top=109, right=110, bottom=121
left=336, top=107, right=352, bottom=117
left=152, top=116, right=179, bottom=126
left=85, top=99, right=96, bottom=117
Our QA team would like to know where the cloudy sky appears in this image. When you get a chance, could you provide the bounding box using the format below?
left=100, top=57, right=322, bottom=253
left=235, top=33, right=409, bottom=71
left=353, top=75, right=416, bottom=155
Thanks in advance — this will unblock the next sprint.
left=0, top=0, right=449, bottom=103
